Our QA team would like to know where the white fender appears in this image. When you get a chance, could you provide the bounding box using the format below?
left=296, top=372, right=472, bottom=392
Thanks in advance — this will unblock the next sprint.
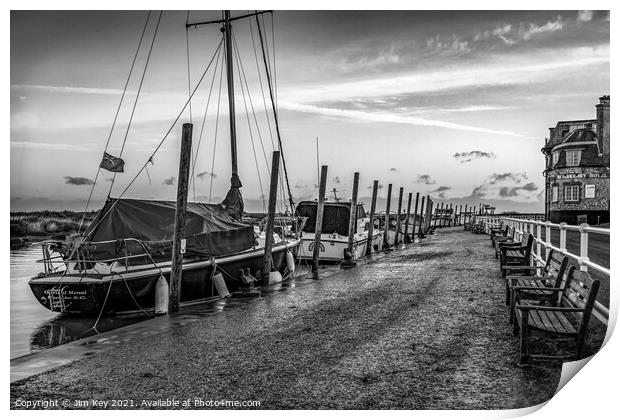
left=286, top=250, right=296, bottom=273
left=155, top=275, right=169, bottom=315
left=212, top=273, right=230, bottom=298
left=269, top=270, right=283, bottom=284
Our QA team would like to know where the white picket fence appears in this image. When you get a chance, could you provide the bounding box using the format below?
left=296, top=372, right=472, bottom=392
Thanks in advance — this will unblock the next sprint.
left=479, top=216, right=610, bottom=325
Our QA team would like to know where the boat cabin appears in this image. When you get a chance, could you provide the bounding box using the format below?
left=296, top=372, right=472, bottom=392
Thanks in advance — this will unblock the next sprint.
left=295, top=201, right=367, bottom=236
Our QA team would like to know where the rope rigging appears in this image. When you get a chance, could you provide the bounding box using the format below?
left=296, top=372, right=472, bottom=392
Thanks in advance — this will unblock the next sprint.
left=209, top=49, right=226, bottom=202
left=77, top=11, right=152, bottom=234
left=255, top=13, right=295, bottom=214
left=81, top=37, right=225, bottom=242
left=248, top=16, right=289, bottom=215
left=231, top=32, right=267, bottom=212
left=108, top=10, right=164, bottom=198
left=189, top=33, right=224, bottom=202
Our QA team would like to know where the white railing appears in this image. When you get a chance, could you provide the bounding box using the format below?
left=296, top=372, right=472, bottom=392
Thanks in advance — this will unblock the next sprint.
left=500, top=217, right=610, bottom=325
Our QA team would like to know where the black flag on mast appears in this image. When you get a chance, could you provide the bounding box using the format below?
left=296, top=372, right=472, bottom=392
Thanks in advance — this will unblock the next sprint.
left=100, top=152, right=125, bottom=173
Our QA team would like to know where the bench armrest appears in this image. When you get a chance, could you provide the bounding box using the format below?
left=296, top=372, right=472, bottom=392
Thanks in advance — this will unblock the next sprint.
left=515, top=304, right=585, bottom=313
left=512, top=286, right=563, bottom=292
left=504, top=265, right=545, bottom=270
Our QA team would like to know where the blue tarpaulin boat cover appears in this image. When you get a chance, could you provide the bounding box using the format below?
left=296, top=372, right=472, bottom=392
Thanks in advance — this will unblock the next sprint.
left=83, top=198, right=255, bottom=260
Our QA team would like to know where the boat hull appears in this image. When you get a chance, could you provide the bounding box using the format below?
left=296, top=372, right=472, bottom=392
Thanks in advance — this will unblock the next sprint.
left=29, top=240, right=300, bottom=315
left=298, top=231, right=383, bottom=262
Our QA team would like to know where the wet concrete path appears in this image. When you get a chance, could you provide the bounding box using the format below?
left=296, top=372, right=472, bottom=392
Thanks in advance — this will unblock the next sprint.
left=11, top=227, right=561, bottom=409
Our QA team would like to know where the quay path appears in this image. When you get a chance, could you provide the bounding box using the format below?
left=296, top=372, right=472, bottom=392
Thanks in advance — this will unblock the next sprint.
left=11, top=227, right=562, bottom=409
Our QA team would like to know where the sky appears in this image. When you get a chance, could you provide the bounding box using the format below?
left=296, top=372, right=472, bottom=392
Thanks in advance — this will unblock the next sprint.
left=10, top=10, right=610, bottom=213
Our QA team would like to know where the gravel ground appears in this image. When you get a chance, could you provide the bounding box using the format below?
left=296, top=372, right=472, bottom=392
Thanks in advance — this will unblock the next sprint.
left=11, top=227, right=565, bottom=409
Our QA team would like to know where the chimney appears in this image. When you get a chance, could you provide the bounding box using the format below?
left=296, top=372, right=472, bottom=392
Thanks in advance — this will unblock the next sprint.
left=596, top=95, right=610, bottom=157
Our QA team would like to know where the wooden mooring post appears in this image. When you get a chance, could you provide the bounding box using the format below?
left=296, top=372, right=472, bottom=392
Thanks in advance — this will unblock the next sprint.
left=439, top=202, right=444, bottom=228
left=426, top=198, right=433, bottom=232
left=384, top=183, right=393, bottom=248
left=394, top=187, right=403, bottom=246
left=262, top=151, right=280, bottom=283
left=412, top=192, right=420, bottom=242
left=366, top=180, right=379, bottom=256
left=404, top=192, right=412, bottom=243
left=417, top=195, right=426, bottom=238
left=448, top=204, right=453, bottom=227
left=344, top=172, right=360, bottom=266
left=169, top=123, right=193, bottom=313
left=312, top=165, right=328, bottom=278
left=458, top=204, right=463, bottom=226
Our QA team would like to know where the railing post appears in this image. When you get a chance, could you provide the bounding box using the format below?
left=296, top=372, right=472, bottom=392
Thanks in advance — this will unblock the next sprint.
left=559, top=222, right=567, bottom=254
left=545, top=221, right=552, bottom=260
left=535, top=222, right=541, bottom=265
left=579, top=223, right=589, bottom=272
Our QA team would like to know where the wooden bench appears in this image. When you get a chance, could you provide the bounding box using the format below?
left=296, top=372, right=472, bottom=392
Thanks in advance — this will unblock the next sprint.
left=471, top=220, right=485, bottom=234
left=513, top=266, right=600, bottom=363
left=492, top=226, right=516, bottom=259
left=490, top=224, right=508, bottom=244
left=506, top=251, right=569, bottom=323
left=499, top=233, right=533, bottom=278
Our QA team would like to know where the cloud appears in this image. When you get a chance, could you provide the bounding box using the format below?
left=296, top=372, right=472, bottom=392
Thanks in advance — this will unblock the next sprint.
left=425, top=34, right=470, bottom=53
left=64, top=176, right=94, bottom=185
left=416, top=175, right=436, bottom=185
left=11, top=84, right=128, bottom=96
left=468, top=173, right=537, bottom=202
left=163, top=177, right=176, bottom=186
left=577, top=10, right=593, bottom=23
left=11, top=140, right=97, bottom=152
left=280, top=101, right=527, bottom=138
left=389, top=167, right=398, bottom=172
left=518, top=16, right=564, bottom=41
left=333, top=176, right=341, bottom=184
left=475, top=16, right=564, bottom=45
left=294, top=183, right=308, bottom=189
left=196, top=171, right=216, bottom=180
left=499, top=182, right=539, bottom=198
left=429, top=186, right=451, bottom=199
left=368, top=184, right=384, bottom=190
left=488, top=172, right=528, bottom=184
left=453, top=150, right=497, bottom=163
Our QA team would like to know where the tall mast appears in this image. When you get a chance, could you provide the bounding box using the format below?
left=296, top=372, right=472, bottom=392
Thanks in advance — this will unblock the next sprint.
left=223, top=10, right=238, bottom=178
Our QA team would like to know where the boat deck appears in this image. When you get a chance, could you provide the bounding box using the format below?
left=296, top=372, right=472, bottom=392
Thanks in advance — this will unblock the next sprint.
left=11, top=227, right=603, bottom=409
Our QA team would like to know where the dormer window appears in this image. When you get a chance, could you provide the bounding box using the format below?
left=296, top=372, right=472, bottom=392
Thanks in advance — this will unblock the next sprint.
left=566, top=150, right=582, bottom=166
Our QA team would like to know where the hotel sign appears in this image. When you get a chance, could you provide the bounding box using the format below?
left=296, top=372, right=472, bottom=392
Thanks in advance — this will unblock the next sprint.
left=553, top=172, right=609, bottom=180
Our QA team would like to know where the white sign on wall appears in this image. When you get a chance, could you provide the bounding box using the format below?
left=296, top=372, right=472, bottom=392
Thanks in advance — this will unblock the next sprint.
left=585, top=184, right=595, bottom=198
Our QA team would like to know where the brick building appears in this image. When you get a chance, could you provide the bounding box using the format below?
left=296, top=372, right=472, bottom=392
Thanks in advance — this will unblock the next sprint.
left=542, top=96, right=610, bottom=224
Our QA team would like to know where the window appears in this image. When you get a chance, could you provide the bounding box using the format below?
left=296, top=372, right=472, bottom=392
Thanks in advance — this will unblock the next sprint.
left=565, top=150, right=582, bottom=166
left=551, top=186, right=558, bottom=203
left=564, top=185, right=580, bottom=202
left=552, top=152, right=559, bottom=166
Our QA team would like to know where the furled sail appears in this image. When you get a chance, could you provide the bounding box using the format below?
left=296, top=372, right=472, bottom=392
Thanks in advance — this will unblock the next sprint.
left=82, top=198, right=254, bottom=261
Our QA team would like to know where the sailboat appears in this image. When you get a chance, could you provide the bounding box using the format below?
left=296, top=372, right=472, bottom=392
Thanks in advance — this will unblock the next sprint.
left=29, top=10, right=301, bottom=314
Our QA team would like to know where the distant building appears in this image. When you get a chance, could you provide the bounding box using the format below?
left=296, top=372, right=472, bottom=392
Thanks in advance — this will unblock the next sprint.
left=541, top=96, right=610, bottom=224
